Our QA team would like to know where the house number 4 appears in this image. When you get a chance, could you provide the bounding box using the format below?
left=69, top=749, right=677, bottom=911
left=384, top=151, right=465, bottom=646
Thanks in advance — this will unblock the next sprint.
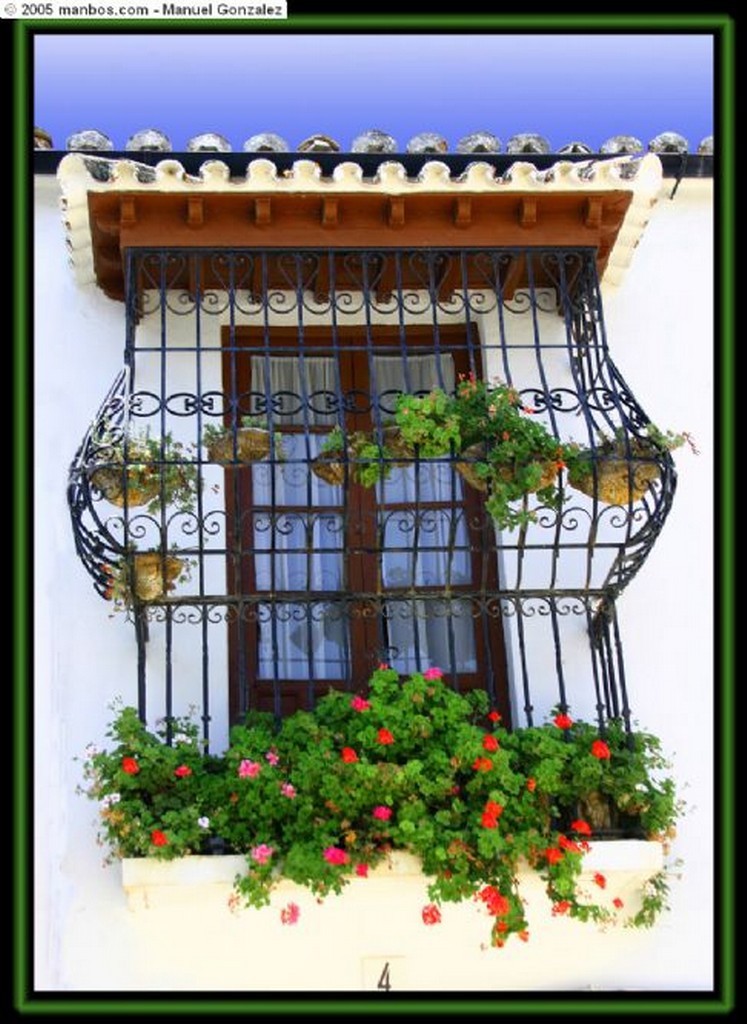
left=377, top=962, right=392, bottom=992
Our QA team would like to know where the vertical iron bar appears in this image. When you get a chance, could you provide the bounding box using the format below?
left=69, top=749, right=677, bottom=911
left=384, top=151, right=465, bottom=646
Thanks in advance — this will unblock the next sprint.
left=326, top=250, right=352, bottom=687
left=514, top=597, right=533, bottom=727
left=193, top=252, right=210, bottom=748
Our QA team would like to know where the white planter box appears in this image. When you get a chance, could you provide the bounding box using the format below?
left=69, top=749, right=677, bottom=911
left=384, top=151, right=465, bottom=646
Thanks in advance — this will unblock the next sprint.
left=121, top=842, right=663, bottom=911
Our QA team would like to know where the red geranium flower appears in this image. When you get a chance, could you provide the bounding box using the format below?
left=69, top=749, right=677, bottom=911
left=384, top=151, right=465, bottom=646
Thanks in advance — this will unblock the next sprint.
left=553, top=713, right=573, bottom=729
left=526, top=778, right=537, bottom=792
left=487, top=710, right=501, bottom=723
left=558, top=835, right=582, bottom=854
left=593, top=872, right=607, bottom=889
left=472, top=756, right=493, bottom=772
left=570, top=819, right=592, bottom=835
left=174, top=764, right=192, bottom=778
left=377, top=728, right=394, bottom=745
left=422, top=903, right=442, bottom=925
left=484, top=800, right=504, bottom=819
left=544, top=847, right=564, bottom=865
left=482, top=734, right=499, bottom=752
left=121, top=756, right=139, bottom=775
left=151, top=830, right=168, bottom=847
left=476, top=885, right=510, bottom=917
left=613, top=897, right=624, bottom=909
left=591, top=739, right=611, bottom=760
left=356, top=863, right=369, bottom=878
left=481, top=812, right=499, bottom=829
left=341, top=747, right=359, bottom=763
left=552, top=900, right=571, bottom=916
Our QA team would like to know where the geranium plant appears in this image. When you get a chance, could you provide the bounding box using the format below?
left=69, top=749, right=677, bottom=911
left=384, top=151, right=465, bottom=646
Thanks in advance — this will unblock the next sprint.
left=80, top=668, right=681, bottom=948
left=392, top=375, right=576, bottom=529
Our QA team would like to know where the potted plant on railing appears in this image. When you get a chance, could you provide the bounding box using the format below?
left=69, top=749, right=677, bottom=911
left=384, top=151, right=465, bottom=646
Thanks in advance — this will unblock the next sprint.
left=392, top=375, right=575, bottom=530
left=100, top=549, right=195, bottom=609
left=80, top=666, right=681, bottom=948
left=87, top=427, right=198, bottom=514
left=310, top=427, right=399, bottom=487
left=203, top=417, right=285, bottom=464
left=566, top=424, right=697, bottom=505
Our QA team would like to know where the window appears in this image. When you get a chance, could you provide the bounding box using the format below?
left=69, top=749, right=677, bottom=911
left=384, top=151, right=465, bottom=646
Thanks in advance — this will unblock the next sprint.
left=224, top=327, right=509, bottom=721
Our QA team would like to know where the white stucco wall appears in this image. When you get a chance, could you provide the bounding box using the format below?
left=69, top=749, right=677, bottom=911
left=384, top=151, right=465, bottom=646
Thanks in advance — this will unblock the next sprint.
left=33, top=175, right=714, bottom=992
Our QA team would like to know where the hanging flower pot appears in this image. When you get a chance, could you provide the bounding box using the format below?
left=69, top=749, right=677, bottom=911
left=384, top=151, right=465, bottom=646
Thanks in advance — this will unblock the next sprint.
left=565, top=426, right=695, bottom=506
left=87, top=429, right=197, bottom=513
left=380, top=425, right=415, bottom=468
left=89, top=465, right=162, bottom=509
left=203, top=418, right=276, bottom=464
left=455, top=444, right=560, bottom=496
left=102, top=551, right=192, bottom=608
left=454, top=443, right=489, bottom=492
left=567, top=457, right=660, bottom=505
left=130, top=553, right=186, bottom=602
left=311, top=446, right=347, bottom=486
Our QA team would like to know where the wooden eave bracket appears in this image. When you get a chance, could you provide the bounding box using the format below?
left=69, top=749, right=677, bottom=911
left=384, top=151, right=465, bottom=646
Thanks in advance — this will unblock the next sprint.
left=322, top=197, right=339, bottom=228
left=519, top=197, right=537, bottom=229
left=186, top=196, right=204, bottom=228
left=254, top=197, right=272, bottom=226
left=387, top=197, right=405, bottom=229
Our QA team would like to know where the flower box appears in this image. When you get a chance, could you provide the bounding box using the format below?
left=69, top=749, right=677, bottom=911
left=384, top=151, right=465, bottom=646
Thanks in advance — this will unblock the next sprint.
left=120, top=843, right=664, bottom=916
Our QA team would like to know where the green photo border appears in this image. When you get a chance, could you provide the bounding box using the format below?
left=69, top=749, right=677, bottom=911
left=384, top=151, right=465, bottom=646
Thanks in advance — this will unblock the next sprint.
left=13, top=11, right=734, bottom=1015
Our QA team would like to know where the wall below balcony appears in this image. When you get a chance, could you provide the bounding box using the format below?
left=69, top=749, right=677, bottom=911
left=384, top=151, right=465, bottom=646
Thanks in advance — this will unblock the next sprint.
left=33, top=176, right=715, bottom=994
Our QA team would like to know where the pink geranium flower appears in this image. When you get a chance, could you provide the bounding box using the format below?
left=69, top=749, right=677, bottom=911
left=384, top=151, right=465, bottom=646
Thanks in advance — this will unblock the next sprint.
left=265, top=750, right=280, bottom=767
left=174, top=764, right=192, bottom=778
left=323, top=847, right=349, bottom=866
left=250, top=843, right=274, bottom=865
left=350, top=695, right=371, bottom=712
left=372, top=805, right=392, bottom=821
left=280, top=902, right=300, bottom=925
left=356, top=863, right=369, bottom=878
left=238, top=759, right=261, bottom=778
left=281, top=782, right=297, bottom=799
left=423, top=667, right=443, bottom=680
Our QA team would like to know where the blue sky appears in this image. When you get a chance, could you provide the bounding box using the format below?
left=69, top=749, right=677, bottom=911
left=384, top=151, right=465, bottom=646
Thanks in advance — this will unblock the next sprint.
left=33, top=32, right=714, bottom=152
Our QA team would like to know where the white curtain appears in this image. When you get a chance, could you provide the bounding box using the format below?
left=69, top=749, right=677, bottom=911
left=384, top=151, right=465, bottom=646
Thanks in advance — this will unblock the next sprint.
left=251, top=356, right=346, bottom=680
left=374, top=356, right=477, bottom=674
left=249, top=352, right=477, bottom=679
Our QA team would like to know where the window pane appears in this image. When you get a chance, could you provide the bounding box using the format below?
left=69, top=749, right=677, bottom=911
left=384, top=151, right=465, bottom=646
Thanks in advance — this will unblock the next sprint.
left=257, top=601, right=349, bottom=680
left=253, top=512, right=344, bottom=592
left=381, top=507, right=472, bottom=588
left=384, top=598, right=477, bottom=674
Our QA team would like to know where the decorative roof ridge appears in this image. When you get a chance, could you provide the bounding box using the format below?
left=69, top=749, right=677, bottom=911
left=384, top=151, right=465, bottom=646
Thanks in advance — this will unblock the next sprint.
left=58, top=152, right=662, bottom=194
